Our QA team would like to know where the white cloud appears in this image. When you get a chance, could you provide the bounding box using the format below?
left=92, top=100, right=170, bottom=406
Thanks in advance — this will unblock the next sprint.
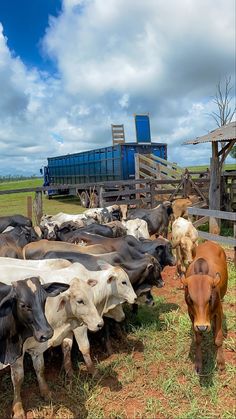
left=0, top=0, right=235, bottom=176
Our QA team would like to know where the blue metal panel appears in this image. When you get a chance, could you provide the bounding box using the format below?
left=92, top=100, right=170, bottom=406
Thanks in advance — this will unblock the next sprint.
left=46, top=142, right=167, bottom=185
left=135, top=115, right=151, bottom=143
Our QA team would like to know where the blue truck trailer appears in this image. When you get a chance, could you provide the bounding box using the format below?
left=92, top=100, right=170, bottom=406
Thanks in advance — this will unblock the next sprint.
left=43, top=142, right=167, bottom=207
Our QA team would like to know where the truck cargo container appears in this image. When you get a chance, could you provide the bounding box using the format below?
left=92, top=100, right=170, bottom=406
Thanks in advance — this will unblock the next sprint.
left=43, top=142, right=167, bottom=207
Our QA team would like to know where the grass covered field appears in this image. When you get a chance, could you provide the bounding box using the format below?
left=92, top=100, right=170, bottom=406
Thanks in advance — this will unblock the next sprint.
left=188, top=163, right=235, bottom=172
left=0, top=178, right=84, bottom=218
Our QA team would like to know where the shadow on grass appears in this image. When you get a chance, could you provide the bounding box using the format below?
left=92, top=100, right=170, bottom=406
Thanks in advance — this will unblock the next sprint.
left=23, top=346, right=123, bottom=419
left=188, top=314, right=228, bottom=388
left=125, top=301, right=180, bottom=329
left=47, top=195, right=82, bottom=205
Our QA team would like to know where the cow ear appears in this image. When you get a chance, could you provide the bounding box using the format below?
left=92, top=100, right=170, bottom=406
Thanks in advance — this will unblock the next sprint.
left=34, top=226, right=42, bottom=238
left=155, top=245, right=164, bottom=257
left=97, top=260, right=111, bottom=270
left=212, top=272, right=221, bottom=288
left=43, top=282, right=70, bottom=297
left=87, top=279, right=98, bottom=287
left=54, top=224, right=59, bottom=233
left=147, top=263, right=154, bottom=272
left=57, top=294, right=69, bottom=312
left=107, top=275, right=116, bottom=284
left=0, top=286, right=15, bottom=316
left=180, top=274, right=188, bottom=287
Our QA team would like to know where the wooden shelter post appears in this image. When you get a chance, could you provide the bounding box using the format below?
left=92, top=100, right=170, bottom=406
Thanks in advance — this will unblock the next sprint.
left=209, top=142, right=221, bottom=234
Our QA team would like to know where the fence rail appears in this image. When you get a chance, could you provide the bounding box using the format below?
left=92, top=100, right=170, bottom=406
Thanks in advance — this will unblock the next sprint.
left=187, top=207, right=236, bottom=261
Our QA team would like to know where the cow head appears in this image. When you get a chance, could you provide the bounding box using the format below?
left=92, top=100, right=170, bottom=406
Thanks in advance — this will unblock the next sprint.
left=119, top=204, right=128, bottom=221
left=145, top=256, right=164, bottom=288
left=0, top=278, right=69, bottom=365
left=182, top=272, right=221, bottom=332
left=154, top=243, right=176, bottom=268
left=107, top=267, right=137, bottom=305
left=123, top=219, right=150, bottom=239
left=180, top=236, right=195, bottom=267
left=135, top=284, right=155, bottom=307
left=57, top=278, right=104, bottom=332
left=41, top=222, right=59, bottom=240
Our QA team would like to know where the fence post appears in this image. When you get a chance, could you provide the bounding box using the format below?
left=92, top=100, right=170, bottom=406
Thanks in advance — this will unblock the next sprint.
left=134, top=154, right=141, bottom=200
left=27, top=196, right=32, bottom=221
left=34, top=191, right=43, bottom=225
left=150, top=181, right=156, bottom=208
left=234, top=223, right=236, bottom=268
left=98, top=186, right=104, bottom=208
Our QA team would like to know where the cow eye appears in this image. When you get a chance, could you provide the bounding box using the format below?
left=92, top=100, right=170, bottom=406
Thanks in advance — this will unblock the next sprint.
left=20, top=303, right=32, bottom=311
left=122, top=281, right=127, bottom=285
left=77, top=299, right=85, bottom=305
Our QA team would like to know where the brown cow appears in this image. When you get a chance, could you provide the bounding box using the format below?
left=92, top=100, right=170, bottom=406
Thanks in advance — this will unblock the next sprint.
left=171, top=198, right=193, bottom=220
left=172, top=217, right=198, bottom=276
left=182, top=241, right=228, bottom=374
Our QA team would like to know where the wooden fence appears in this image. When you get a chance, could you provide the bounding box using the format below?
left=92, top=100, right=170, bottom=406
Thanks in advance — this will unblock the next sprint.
left=188, top=207, right=236, bottom=265
left=0, top=175, right=209, bottom=210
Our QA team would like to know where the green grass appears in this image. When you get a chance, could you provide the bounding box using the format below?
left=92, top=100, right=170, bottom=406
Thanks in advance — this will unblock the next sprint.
left=0, top=177, right=84, bottom=219
left=187, top=163, right=235, bottom=171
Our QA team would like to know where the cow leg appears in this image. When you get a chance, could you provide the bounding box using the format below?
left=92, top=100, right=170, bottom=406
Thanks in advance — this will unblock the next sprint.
left=214, top=313, right=225, bottom=372
left=194, top=330, right=203, bottom=374
left=61, top=332, right=74, bottom=378
left=104, top=319, right=113, bottom=356
left=176, top=246, right=182, bottom=277
left=31, top=352, right=51, bottom=400
left=73, top=326, right=95, bottom=374
left=11, top=356, right=25, bottom=419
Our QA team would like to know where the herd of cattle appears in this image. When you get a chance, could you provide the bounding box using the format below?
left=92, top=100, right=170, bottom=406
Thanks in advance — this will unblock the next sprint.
left=0, top=198, right=229, bottom=418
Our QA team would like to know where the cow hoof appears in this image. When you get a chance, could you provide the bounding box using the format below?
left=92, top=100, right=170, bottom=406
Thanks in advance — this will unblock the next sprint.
left=12, top=413, right=26, bottom=419
left=195, top=363, right=202, bottom=374
left=217, top=363, right=226, bottom=374
left=87, top=365, right=96, bottom=375
left=12, top=404, right=26, bottom=419
left=41, top=389, right=52, bottom=401
left=64, top=377, right=73, bottom=391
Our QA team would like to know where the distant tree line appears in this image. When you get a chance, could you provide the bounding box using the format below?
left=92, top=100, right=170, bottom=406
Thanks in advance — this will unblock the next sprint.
left=0, top=175, right=42, bottom=183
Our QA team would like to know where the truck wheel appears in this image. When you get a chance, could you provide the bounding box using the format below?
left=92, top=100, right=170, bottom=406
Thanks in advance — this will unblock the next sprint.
left=80, top=191, right=89, bottom=208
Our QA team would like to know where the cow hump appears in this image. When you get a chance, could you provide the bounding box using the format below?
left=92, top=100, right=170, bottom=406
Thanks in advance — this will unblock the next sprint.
left=193, top=258, right=209, bottom=275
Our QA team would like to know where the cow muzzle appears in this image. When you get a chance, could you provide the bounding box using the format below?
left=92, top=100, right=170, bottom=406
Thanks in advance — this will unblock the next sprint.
left=34, top=327, right=54, bottom=342
left=88, top=319, right=104, bottom=332
left=195, top=324, right=210, bottom=333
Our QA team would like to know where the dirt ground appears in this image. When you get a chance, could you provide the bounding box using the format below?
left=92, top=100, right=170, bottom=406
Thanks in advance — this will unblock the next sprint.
left=0, top=251, right=235, bottom=419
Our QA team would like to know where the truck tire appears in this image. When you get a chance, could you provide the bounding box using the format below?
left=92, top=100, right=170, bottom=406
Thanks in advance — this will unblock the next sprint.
left=80, top=191, right=89, bottom=208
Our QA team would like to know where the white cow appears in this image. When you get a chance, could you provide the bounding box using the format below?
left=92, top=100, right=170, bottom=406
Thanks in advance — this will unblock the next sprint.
left=40, top=212, right=87, bottom=226
left=40, top=212, right=92, bottom=240
left=9, top=277, right=103, bottom=419
left=61, top=263, right=137, bottom=376
left=122, top=219, right=150, bottom=239
left=171, top=217, right=198, bottom=276
left=84, top=205, right=121, bottom=223
left=5, top=263, right=136, bottom=418
left=0, top=257, right=71, bottom=270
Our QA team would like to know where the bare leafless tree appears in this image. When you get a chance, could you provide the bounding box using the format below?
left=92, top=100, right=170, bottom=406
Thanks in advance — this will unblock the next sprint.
left=210, top=76, right=236, bottom=128
left=209, top=76, right=236, bottom=159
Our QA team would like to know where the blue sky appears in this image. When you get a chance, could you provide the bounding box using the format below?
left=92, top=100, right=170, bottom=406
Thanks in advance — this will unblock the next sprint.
left=0, top=0, right=235, bottom=176
left=0, top=0, right=61, bottom=70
